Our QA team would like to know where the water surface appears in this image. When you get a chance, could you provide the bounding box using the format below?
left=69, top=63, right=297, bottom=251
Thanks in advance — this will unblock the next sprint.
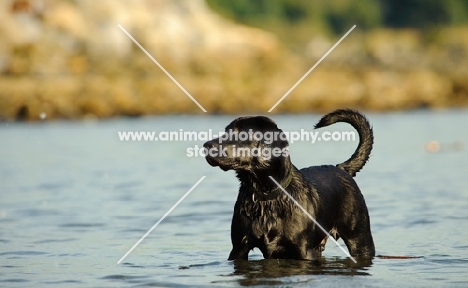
left=1, top=110, right=467, bottom=287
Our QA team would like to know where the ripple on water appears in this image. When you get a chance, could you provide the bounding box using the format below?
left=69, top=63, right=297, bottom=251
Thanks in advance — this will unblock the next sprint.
left=101, top=274, right=151, bottom=285
left=0, top=278, right=29, bottom=283
left=58, top=223, right=106, bottom=228
left=42, top=280, right=83, bottom=285
left=0, top=251, right=49, bottom=257
left=33, top=238, right=77, bottom=244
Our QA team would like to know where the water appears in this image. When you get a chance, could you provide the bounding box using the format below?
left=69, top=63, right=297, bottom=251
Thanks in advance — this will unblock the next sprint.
left=1, top=110, right=467, bottom=287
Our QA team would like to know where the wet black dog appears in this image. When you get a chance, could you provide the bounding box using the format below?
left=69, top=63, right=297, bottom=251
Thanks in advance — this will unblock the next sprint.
left=204, top=109, right=375, bottom=260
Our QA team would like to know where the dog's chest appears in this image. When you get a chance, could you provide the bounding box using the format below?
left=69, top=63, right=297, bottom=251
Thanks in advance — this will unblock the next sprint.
left=241, top=200, right=284, bottom=239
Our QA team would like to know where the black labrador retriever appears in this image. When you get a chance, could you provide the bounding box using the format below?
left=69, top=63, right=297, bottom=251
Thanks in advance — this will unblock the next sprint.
left=203, top=109, right=375, bottom=260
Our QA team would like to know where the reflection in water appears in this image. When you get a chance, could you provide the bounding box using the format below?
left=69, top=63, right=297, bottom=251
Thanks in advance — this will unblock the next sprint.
left=229, top=257, right=372, bottom=286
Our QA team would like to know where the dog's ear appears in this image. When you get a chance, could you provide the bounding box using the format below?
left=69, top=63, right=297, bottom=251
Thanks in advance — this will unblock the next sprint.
left=225, top=116, right=279, bottom=131
left=251, top=116, right=279, bottom=131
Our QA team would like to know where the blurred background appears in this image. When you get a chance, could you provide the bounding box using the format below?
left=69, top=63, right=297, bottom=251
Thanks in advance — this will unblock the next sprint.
left=1, top=0, right=468, bottom=120
left=2, top=1, right=468, bottom=286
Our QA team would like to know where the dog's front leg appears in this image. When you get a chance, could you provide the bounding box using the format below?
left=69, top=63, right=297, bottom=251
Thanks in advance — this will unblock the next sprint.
left=228, top=242, right=249, bottom=260
left=228, top=203, right=250, bottom=260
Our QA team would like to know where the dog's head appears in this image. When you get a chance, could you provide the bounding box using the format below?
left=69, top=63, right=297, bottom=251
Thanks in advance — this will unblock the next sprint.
left=203, top=116, right=289, bottom=172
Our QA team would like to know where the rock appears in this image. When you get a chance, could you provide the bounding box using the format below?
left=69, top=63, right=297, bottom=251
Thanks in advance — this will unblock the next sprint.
left=0, top=0, right=287, bottom=120
left=365, top=28, right=425, bottom=69
left=0, top=0, right=467, bottom=121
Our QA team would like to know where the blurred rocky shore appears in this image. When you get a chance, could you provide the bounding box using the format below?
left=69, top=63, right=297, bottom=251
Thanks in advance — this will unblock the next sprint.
left=1, top=0, right=467, bottom=121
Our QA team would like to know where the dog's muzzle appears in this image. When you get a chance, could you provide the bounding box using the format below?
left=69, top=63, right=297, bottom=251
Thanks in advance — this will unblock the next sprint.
left=203, top=140, right=226, bottom=169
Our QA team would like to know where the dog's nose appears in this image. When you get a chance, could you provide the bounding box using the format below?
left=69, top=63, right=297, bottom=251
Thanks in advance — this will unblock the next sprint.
left=203, top=140, right=216, bottom=150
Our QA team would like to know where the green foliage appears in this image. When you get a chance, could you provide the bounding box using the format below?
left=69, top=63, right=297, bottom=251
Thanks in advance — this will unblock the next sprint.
left=323, top=0, right=381, bottom=34
left=382, top=0, right=447, bottom=28
left=206, top=0, right=468, bottom=33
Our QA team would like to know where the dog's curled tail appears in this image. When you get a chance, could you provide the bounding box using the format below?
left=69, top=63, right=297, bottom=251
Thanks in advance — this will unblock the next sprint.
left=314, top=109, right=373, bottom=177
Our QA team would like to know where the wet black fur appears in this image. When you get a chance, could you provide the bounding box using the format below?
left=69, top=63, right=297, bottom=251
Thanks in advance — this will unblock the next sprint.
left=204, top=109, right=375, bottom=260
